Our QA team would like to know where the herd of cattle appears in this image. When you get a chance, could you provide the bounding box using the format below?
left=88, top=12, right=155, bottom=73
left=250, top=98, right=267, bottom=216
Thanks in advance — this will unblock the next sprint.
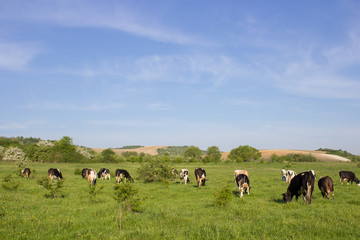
left=20, top=167, right=360, bottom=204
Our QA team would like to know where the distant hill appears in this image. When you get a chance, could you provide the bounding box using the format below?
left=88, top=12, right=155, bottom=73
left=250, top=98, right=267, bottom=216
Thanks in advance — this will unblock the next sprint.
left=92, top=146, right=352, bottom=162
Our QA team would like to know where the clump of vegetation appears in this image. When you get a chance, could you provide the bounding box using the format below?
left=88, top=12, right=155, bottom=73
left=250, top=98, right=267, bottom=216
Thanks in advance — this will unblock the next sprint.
left=270, top=153, right=317, bottom=163
left=157, top=146, right=189, bottom=156
left=74, top=168, right=82, bottom=175
left=213, top=185, right=232, bottom=207
left=227, top=145, right=262, bottom=162
left=116, top=145, right=144, bottom=149
left=38, top=177, right=64, bottom=198
left=138, top=161, right=173, bottom=183
left=317, top=148, right=360, bottom=162
left=87, top=184, right=104, bottom=203
left=2, top=174, right=21, bottom=191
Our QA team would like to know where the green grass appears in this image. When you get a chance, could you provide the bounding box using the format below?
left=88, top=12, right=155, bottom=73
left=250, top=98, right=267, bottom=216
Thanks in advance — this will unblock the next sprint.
left=1, top=161, right=360, bottom=239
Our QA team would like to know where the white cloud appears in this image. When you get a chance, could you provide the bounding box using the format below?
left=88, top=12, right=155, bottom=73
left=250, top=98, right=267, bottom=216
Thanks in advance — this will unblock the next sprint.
left=0, top=41, right=40, bottom=70
left=0, top=0, right=204, bottom=45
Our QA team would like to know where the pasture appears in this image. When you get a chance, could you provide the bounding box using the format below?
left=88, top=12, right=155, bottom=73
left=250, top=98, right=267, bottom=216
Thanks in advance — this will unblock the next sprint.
left=1, top=161, right=360, bottom=239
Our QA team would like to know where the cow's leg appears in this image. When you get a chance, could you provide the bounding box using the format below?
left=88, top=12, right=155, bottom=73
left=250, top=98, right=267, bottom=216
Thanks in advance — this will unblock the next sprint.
left=239, top=186, right=243, bottom=198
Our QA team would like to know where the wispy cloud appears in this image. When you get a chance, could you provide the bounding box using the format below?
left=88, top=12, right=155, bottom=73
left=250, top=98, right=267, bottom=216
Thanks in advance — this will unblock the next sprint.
left=0, top=0, right=204, bottom=45
left=25, top=102, right=125, bottom=111
left=0, top=40, right=40, bottom=70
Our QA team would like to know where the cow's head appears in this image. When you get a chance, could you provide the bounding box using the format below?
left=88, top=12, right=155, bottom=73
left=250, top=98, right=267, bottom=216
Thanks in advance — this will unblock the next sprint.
left=282, top=192, right=292, bottom=203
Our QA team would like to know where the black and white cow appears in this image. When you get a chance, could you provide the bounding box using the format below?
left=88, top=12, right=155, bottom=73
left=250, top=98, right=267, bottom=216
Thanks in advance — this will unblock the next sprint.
left=22, top=168, right=31, bottom=179
left=48, top=168, right=63, bottom=181
left=234, top=170, right=249, bottom=182
left=339, top=171, right=360, bottom=186
left=318, top=176, right=334, bottom=200
left=235, top=174, right=250, bottom=198
left=180, top=169, right=190, bottom=184
left=97, top=168, right=111, bottom=180
left=115, top=169, right=133, bottom=183
left=282, top=171, right=315, bottom=204
left=286, top=170, right=296, bottom=183
left=82, top=168, right=90, bottom=178
left=195, top=168, right=206, bottom=187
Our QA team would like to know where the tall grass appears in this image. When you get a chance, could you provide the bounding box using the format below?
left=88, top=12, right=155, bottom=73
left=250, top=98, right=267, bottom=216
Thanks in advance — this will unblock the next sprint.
left=1, top=161, right=360, bottom=239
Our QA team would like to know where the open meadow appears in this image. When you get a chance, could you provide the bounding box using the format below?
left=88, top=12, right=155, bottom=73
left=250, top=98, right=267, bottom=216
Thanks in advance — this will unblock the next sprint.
left=1, top=161, right=360, bottom=239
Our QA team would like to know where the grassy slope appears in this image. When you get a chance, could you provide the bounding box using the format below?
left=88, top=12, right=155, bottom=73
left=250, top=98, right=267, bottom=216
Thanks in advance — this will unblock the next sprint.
left=1, top=161, right=360, bottom=239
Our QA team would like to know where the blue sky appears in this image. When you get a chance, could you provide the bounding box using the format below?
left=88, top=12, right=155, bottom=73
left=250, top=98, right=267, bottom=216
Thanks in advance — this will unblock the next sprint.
left=1, top=0, right=360, bottom=154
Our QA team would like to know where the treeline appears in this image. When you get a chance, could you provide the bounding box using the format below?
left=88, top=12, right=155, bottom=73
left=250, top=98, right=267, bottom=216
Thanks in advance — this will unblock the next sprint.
left=269, top=153, right=317, bottom=163
left=317, top=148, right=360, bottom=162
left=0, top=136, right=265, bottom=164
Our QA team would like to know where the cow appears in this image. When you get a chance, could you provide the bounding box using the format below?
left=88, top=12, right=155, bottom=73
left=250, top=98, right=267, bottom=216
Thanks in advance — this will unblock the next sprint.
left=318, top=176, right=334, bottom=200
left=235, top=174, right=250, bottom=198
left=87, top=169, right=97, bottom=185
left=48, top=168, right=63, bottom=181
left=281, top=169, right=286, bottom=181
left=82, top=168, right=91, bottom=178
left=97, top=168, right=111, bottom=180
left=22, top=168, right=31, bottom=179
left=234, top=170, right=249, bottom=182
left=115, top=169, right=133, bottom=183
left=195, top=168, right=206, bottom=187
left=180, top=169, right=190, bottom=184
left=339, top=171, right=360, bottom=186
left=286, top=170, right=296, bottom=183
left=282, top=171, right=315, bottom=204
left=309, top=169, right=316, bottom=180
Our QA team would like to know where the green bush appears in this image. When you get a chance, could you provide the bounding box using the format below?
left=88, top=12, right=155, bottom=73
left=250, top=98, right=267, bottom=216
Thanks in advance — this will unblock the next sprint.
left=137, top=161, right=173, bottom=183
left=213, top=185, right=232, bottom=207
left=74, top=168, right=82, bottom=175
left=38, top=176, right=64, bottom=198
left=227, top=145, right=261, bottom=162
left=2, top=174, right=21, bottom=191
left=113, top=182, right=143, bottom=213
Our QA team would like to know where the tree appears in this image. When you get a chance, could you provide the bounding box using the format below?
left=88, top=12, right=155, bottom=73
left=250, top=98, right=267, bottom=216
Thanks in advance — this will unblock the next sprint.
left=227, top=145, right=261, bottom=162
left=183, top=146, right=203, bottom=162
left=205, top=146, right=222, bottom=163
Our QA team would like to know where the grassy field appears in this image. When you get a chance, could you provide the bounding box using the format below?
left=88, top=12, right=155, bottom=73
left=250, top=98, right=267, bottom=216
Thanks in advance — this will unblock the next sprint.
left=1, top=161, right=360, bottom=239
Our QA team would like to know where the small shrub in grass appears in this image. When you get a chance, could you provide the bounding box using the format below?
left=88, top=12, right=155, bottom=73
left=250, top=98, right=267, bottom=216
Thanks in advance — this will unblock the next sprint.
left=2, top=174, right=21, bottom=191
left=138, top=161, right=173, bottom=183
left=74, top=168, right=82, bottom=175
left=87, top=184, right=104, bottom=203
left=113, top=182, right=144, bottom=213
left=38, top=176, right=64, bottom=198
left=213, top=185, right=232, bottom=207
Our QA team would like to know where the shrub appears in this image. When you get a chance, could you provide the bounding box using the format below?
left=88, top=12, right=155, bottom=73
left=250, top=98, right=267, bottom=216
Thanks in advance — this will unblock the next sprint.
left=74, top=168, right=82, bottom=175
left=38, top=177, right=64, bottom=198
left=87, top=184, right=104, bottom=203
left=2, top=174, right=21, bottom=191
left=213, top=185, right=232, bottom=207
left=113, top=182, right=144, bottom=213
left=227, top=145, right=261, bottom=162
left=138, top=161, right=173, bottom=183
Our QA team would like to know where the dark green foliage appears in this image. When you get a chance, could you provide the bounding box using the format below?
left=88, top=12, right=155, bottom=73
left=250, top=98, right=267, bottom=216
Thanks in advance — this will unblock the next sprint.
left=227, top=145, right=261, bottom=162
left=38, top=176, right=64, bottom=198
left=137, top=161, right=173, bottom=183
left=115, top=145, right=144, bottom=149
left=157, top=146, right=189, bottom=156
left=2, top=174, right=21, bottom=191
left=317, top=148, right=360, bottom=162
left=74, top=168, right=82, bottom=175
left=213, top=185, right=232, bottom=207
left=203, top=146, right=222, bottom=163
left=183, top=146, right=203, bottom=162
left=113, top=182, right=143, bottom=212
left=270, top=153, right=317, bottom=163
left=87, top=184, right=104, bottom=203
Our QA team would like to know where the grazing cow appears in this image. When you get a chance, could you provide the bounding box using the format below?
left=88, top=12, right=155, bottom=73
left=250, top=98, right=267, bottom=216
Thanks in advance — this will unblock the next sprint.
left=87, top=169, right=97, bottom=185
left=281, top=169, right=286, bottom=181
left=234, top=170, right=249, bottom=182
left=286, top=170, right=296, bottom=183
left=22, top=168, right=31, bottom=179
left=97, top=168, right=111, bottom=180
left=282, top=171, right=315, bottom=204
left=339, top=171, right=360, bottom=186
left=48, top=168, right=63, bottom=181
left=195, top=168, right=206, bottom=187
left=235, top=174, right=250, bottom=198
left=115, top=169, right=133, bottom=183
left=180, top=169, right=190, bottom=184
left=318, top=176, right=334, bottom=200
left=82, top=168, right=90, bottom=178
left=309, top=169, right=316, bottom=180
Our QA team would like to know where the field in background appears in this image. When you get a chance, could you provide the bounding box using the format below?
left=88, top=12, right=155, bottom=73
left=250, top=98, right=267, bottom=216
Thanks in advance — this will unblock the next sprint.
left=92, top=146, right=352, bottom=162
left=1, top=161, right=360, bottom=239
